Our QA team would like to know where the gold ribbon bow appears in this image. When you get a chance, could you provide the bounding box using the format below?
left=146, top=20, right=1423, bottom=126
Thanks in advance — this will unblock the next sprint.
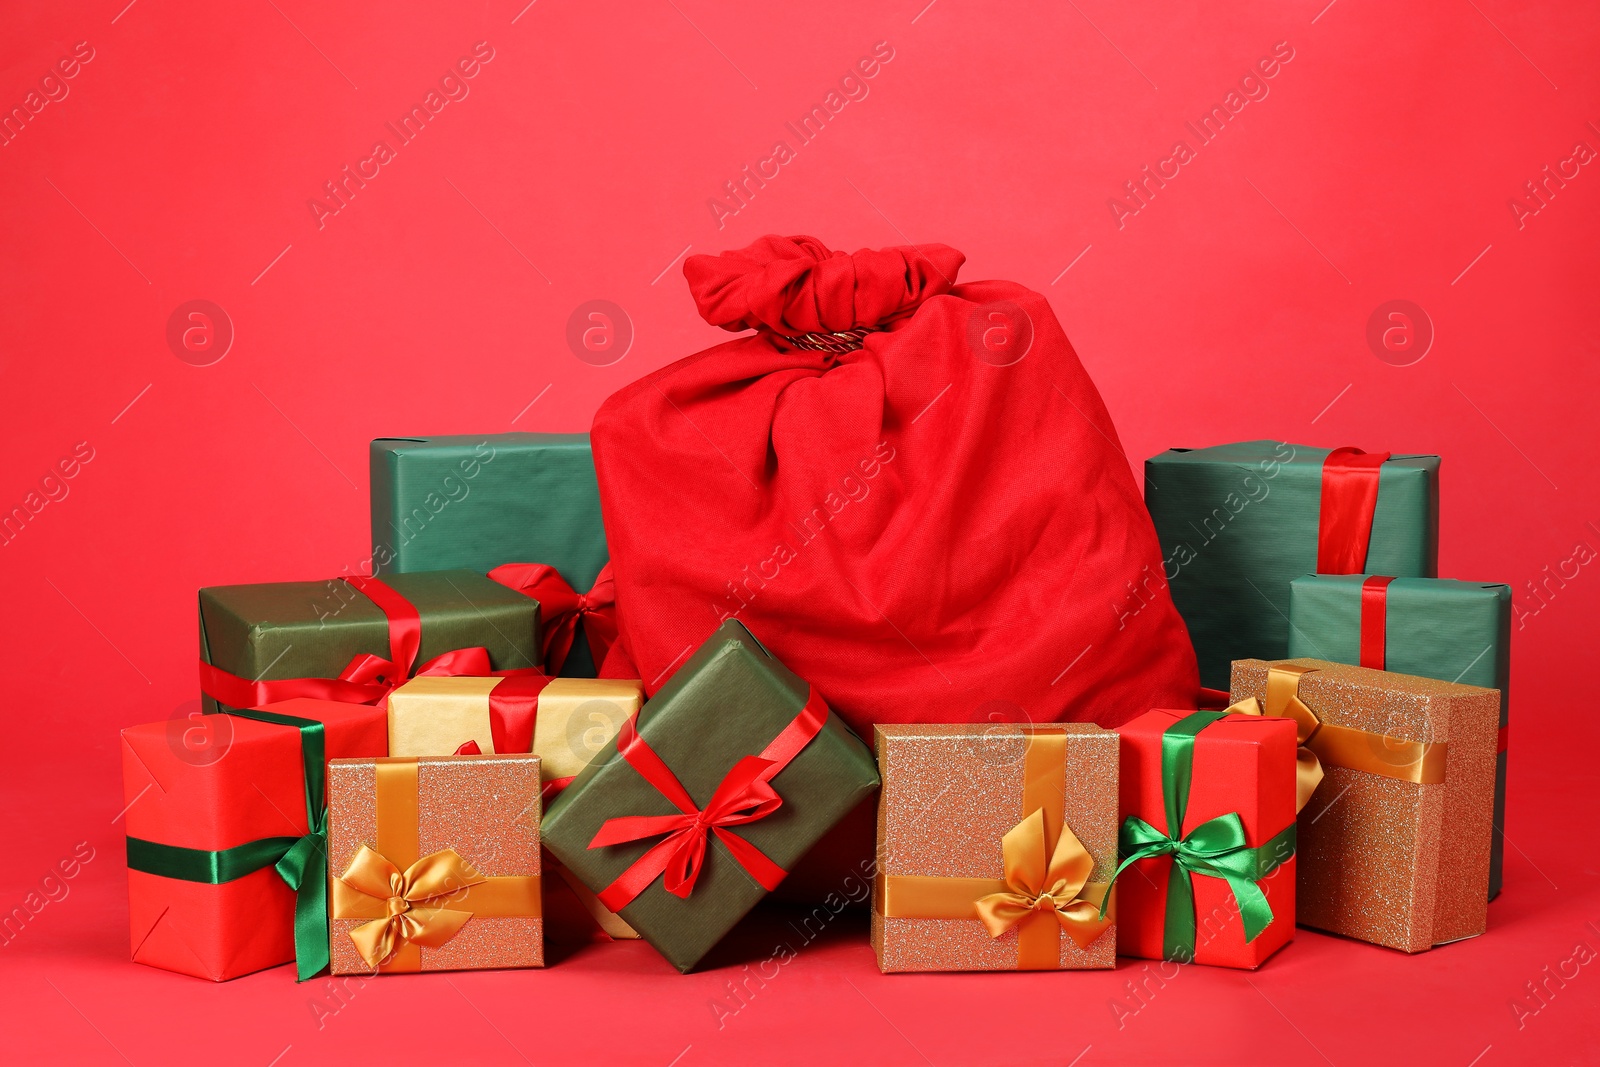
left=974, top=808, right=1112, bottom=953
left=1231, top=663, right=1448, bottom=812
left=334, top=845, right=485, bottom=969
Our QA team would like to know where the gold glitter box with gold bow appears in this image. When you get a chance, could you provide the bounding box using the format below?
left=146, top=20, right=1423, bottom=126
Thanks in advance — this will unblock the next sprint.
left=326, top=754, right=544, bottom=973
left=872, top=723, right=1118, bottom=972
left=1230, top=658, right=1499, bottom=953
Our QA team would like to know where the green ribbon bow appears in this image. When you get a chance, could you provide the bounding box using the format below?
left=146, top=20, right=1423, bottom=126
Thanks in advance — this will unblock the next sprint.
left=125, top=708, right=330, bottom=981
left=1100, top=710, right=1296, bottom=963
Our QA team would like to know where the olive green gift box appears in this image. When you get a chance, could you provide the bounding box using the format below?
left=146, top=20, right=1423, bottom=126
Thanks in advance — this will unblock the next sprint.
left=1144, top=441, right=1440, bottom=690
left=199, top=570, right=540, bottom=716
left=370, top=433, right=607, bottom=675
left=1287, top=574, right=1511, bottom=899
left=542, top=620, right=880, bottom=973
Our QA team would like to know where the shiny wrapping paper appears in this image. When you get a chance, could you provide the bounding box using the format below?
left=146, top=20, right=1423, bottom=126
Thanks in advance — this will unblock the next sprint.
left=543, top=620, right=880, bottom=973
left=386, top=674, right=645, bottom=940
left=370, top=434, right=607, bottom=675
left=1117, top=709, right=1299, bottom=969
left=1231, top=658, right=1498, bottom=952
left=121, top=698, right=387, bottom=981
left=872, top=723, right=1118, bottom=973
left=1144, top=442, right=1440, bottom=689
left=326, top=754, right=544, bottom=974
left=199, top=569, right=540, bottom=715
left=1287, top=575, right=1512, bottom=899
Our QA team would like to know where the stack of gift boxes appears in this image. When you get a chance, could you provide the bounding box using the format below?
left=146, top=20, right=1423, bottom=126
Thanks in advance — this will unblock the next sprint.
left=121, top=435, right=1508, bottom=980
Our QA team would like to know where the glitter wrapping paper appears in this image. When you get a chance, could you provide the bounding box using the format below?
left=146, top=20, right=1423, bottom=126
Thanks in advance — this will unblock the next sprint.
left=542, top=620, right=880, bottom=973
left=326, top=754, right=543, bottom=973
left=385, top=674, right=644, bottom=940
left=1286, top=574, right=1512, bottom=899
left=199, top=569, right=541, bottom=715
left=1231, top=658, right=1499, bottom=952
left=1117, top=709, right=1299, bottom=969
left=1145, top=442, right=1439, bottom=690
left=370, top=434, right=607, bottom=675
left=871, top=723, right=1118, bottom=973
left=121, top=699, right=387, bottom=981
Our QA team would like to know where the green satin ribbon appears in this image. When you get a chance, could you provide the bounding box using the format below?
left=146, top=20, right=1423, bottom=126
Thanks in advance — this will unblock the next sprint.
left=124, top=708, right=329, bottom=981
left=1100, top=711, right=1296, bottom=962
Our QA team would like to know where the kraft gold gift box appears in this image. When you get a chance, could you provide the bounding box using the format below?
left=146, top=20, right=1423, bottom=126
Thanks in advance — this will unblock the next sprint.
left=326, top=754, right=544, bottom=974
left=386, top=674, right=645, bottom=940
left=1230, top=658, right=1499, bottom=952
left=872, top=723, right=1118, bottom=972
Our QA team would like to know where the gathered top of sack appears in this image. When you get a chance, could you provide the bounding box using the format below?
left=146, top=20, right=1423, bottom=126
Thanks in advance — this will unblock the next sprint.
left=684, top=235, right=967, bottom=336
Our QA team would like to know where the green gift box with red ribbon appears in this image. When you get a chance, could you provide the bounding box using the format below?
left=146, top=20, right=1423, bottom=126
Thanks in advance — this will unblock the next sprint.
left=542, top=620, right=880, bottom=972
left=198, top=569, right=541, bottom=716
left=1287, top=574, right=1511, bottom=898
left=1145, top=441, right=1440, bottom=690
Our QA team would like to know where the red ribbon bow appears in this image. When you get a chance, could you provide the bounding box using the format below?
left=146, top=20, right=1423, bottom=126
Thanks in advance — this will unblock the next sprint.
left=587, top=687, right=828, bottom=913
left=199, top=575, right=532, bottom=709
left=489, top=563, right=618, bottom=675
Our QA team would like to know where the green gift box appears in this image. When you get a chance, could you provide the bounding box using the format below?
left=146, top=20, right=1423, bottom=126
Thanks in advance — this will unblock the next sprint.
left=199, top=570, right=540, bottom=715
left=1144, top=441, right=1440, bottom=690
left=370, top=433, right=607, bottom=675
left=542, top=620, right=880, bottom=972
left=1287, top=574, right=1511, bottom=898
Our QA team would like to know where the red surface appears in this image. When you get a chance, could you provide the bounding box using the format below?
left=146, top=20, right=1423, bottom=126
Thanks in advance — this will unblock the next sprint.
left=1, top=0, right=1596, bottom=1063
left=1117, top=709, right=1300, bottom=969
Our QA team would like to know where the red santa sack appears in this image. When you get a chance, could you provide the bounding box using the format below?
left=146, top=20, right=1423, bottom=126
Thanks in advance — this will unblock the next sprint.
left=592, top=235, right=1197, bottom=731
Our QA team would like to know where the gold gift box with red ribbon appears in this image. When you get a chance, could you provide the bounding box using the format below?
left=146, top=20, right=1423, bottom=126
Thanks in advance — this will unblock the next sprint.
left=1230, top=658, right=1499, bottom=952
left=386, top=675, right=644, bottom=941
left=326, top=754, right=544, bottom=974
left=872, top=723, right=1118, bottom=972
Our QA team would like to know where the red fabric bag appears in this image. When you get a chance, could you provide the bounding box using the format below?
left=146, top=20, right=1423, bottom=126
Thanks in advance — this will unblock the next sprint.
left=592, top=235, right=1197, bottom=731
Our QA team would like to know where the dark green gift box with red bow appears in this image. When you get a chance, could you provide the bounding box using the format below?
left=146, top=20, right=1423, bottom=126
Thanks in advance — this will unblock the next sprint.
left=542, top=620, right=880, bottom=972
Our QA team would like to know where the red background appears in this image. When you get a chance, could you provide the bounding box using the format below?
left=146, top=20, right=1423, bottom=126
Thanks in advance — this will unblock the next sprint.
left=2, top=1, right=1596, bottom=1064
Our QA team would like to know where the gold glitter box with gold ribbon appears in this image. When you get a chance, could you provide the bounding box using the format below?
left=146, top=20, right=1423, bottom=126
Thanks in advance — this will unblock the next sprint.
left=1230, top=658, right=1499, bottom=952
left=326, top=754, right=544, bottom=974
left=871, top=723, right=1118, bottom=972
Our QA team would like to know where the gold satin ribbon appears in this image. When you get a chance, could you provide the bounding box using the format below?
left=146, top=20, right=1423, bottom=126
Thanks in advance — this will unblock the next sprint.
left=1232, top=664, right=1447, bottom=810
left=330, top=758, right=541, bottom=972
left=878, top=729, right=1114, bottom=969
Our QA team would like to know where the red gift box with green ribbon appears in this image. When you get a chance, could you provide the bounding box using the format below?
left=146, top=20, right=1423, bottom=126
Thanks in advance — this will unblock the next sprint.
left=1109, top=707, right=1301, bottom=969
left=121, top=698, right=386, bottom=981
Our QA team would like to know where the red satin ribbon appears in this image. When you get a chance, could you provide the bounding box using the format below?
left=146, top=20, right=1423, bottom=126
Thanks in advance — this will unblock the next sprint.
left=1498, top=725, right=1509, bottom=754
left=1317, top=447, right=1392, bottom=574
left=199, top=576, right=527, bottom=708
left=445, top=674, right=553, bottom=756
left=588, top=687, right=829, bottom=912
left=489, top=562, right=618, bottom=675
left=1359, top=575, right=1396, bottom=669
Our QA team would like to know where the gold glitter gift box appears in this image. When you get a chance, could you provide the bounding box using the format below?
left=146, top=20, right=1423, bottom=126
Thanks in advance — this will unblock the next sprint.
left=326, top=754, right=544, bottom=974
left=1230, top=658, right=1499, bottom=952
left=872, top=723, right=1118, bottom=972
